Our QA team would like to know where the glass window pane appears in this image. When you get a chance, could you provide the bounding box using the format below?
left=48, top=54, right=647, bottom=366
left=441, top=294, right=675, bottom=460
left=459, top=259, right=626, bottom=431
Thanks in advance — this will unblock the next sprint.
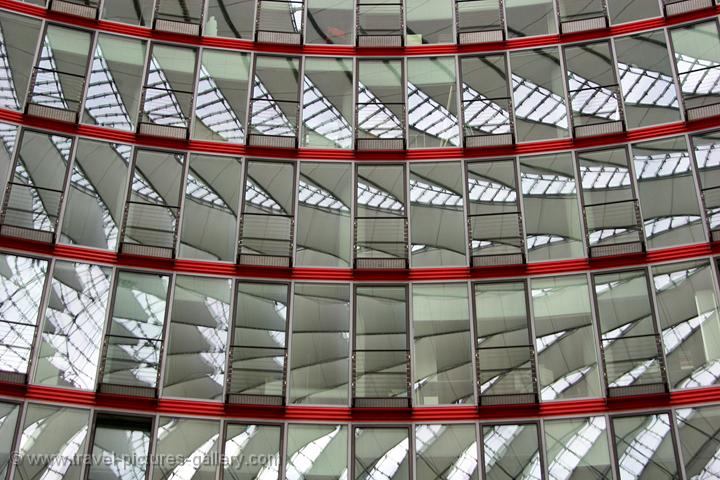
left=230, top=282, right=289, bottom=398
left=564, top=41, right=622, bottom=133
left=155, top=0, right=204, bottom=24
left=670, top=21, right=720, bottom=113
left=83, top=34, right=146, bottom=132
left=466, top=160, right=523, bottom=263
left=354, top=286, right=409, bottom=400
left=594, top=270, right=665, bottom=390
left=102, top=271, right=169, bottom=390
left=0, top=11, right=42, bottom=110
left=505, top=0, right=556, bottom=38
left=163, top=275, right=231, bottom=400
left=0, top=254, right=48, bottom=376
left=408, top=57, right=460, bottom=148
left=691, top=130, right=720, bottom=235
left=460, top=55, right=513, bottom=143
left=520, top=154, right=583, bottom=262
left=412, top=283, right=473, bottom=405
left=60, top=139, right=131, bottom=251
left=612, top=413, right=679, bottom=480
left=0, top=122, right=17, bottom=203
left=406, top=0, right=453, bottom=44
left=205, top=0, right=255, bottom=39
left=482, top=423, right=541, bottom=480
left=675, top=405, right=720, bottom=479
left=357, top=0, right=403, bottom=43
left=193, top=49, right=250, bottom=143
left=357, top=60, right=405, bottom=143
left=457, top=0, right=502, bottom=37
left=101, top=0, right=154, bottom=25
left=632, top=136, right=705, bottom=249
left=577, top=147, right=643, bottom=250
left=249, top=56, right=301, bottom=142
left=30, top=25, right=92, bottom=113
left=34, top=261, right=111, bottom=390
left=153, top=417, right=221, bottom=480
left=256, top=0, right=304, bottom=38
left=415, top=424, right=478, bottom=480
left=410, top=162, right=466, bottom=266
left=90, top=414, right=152, bottom=480
left=557, top=0, right=606, bottom=24
left=531, top=274, right=601, bottom=401
left=141, top=45, right=197, bottom=132
left=306, top=0, right=354, bottom=44
left=240, top=161, right=295, bottom=262
left=289, top=283, right=350, bottom=405
left=296, top=162, right=352, bottom=267
left=179, top=154, right=242, bottom=262
left=0, top=401, right=19, bottom=479
left=607, top=0, right=660, bottom=25
left=653, top=260, right=720, bottom=390
left=16, top=404, right=90, bottom=480
left=544, top=416, right=612, bottom=480
left=474, top=281, right=535, bottom=400
left=510, top=48, right=570, bottom=142
left=615, top=31, right=681, bottom=129
left=302, top=57, right=354, bottom=149
left=286, top=424, right=348, bottom=480
left=354, top=428, right=410, bottom=480
left=224, top=424, right=281, bottom=480
left=3, top=131, right=72, bottom=237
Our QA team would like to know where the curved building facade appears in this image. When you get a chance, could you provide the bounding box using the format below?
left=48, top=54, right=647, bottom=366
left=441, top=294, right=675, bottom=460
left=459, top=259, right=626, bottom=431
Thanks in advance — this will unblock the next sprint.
left=0, top=0, right=718, bottom=479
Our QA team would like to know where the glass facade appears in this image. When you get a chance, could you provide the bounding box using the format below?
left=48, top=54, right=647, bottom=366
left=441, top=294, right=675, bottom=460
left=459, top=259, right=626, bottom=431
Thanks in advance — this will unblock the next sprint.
left=0, top=1, right=719, bottom=479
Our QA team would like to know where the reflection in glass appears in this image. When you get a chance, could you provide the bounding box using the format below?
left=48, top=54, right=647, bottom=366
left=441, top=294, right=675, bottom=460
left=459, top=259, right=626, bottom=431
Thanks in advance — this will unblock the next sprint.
left=296, top=162, right=352, bottom=267
left=354, top=286, right=409, bottom=403
left=16, top=404, right=89, bottom=480
left=101, top=0, right=154, bottom=25
left=520, top=154, right=584, bottom=262
left=34, top=261, right=111, bottom=390
left=614, top=31, right=681, bottom=129
left=89, top=414, right=151, bottom=480
left=594, top=270, right=666, bottom=393
left=306, top=0, right=354, bottom=44
left=357, top=60, right=405, bottom=146
left=612, top=413, right=679, bottom=479
left=290, top=283, right=350, bottom=405
left=653, top=260, right=720, bottom=390
left=467, top=160, right=524, bottom=264
left=357, top=0, right=403, bottom=46
left=505, top=0, right=556, bottom=38
left=0, top=401, right=18, bottom=479
left=229, top=282, right=289, bottom=401
left=121, top=150, right=185, bottom=256
left=474, top=281, right=536, bottom=403
left=691, top=130, right=720, bottom=238
left=413, top=283, right=473, bottom=405
left=163, top=275, right=231, bottom=400
left=557, top=0, right=607, bottom=30
left=632, top=136, right=705, bottom=249
left=239, top=161, right=295, bottom=265
left=354, top=427, right=410, bottom=480
left=153, top=417, right=221, bottom=480
left=510, top=48, right=569, bottom=142
left=60, top=139, right=131, bottom=251
left=193, top=49, right=250, bottom=143
left=0, top=122, right=17, bottom=204
left=286, top=424, right=348, bottom=480
left=249, top=56, right=301, bottom=145
left=302, top=57, right=354, bottom=149
left=405, top=0, right=453, bottom=44
left=407, top=57, right=460, bottom=148
left=544, top=416, right=612, bottom=480
left=415, top=424, right=477, bottom=480
left=410, top=162, right=466, bottom=266
left=224, top=424, right=282, bottom=480
left=155, top=0, right=204, bottom=27
left=83, top=34, right=146, bottom=132
left=577, top=147, right=644, bottom=253
left=531, top=274, right=601, bottom=401
left=205, top=0, right=255, bottom=39
left=101, top=271, right=169, bottom=392
left=482, top=423, right=541, bottom=480
left=179, top=154, right=242, bottom=262
left=607, top=0, right=660, bottom=24
left=0, top=11, right=41, bottom=111
left=676, top=405, right=720, bottom=479
left=255, top=0, right=304, bottom=42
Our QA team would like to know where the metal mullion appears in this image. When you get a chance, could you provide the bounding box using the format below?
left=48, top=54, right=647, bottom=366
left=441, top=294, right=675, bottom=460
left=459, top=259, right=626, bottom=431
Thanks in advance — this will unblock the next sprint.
left=668, top=409, right=689, bottom=480
left=407, top=282, right=415, bottom=406
left=145, top=413, right=161, bottom=480
left=685, top=132, right=713, bottom=243
left=524, top=278, right=541, bottom=401
left=538, top=417, right=550, bottom=480
left=136, top=40, right=157, bottom=132
left=154, top=272, right=177, bottom=398
left=289, top=160, right=300, bottom=266
left=556, top=43, right=575, bottom=139
left=284, top=281, right=295, bottom=405
left=0, top=128, right=29, bottom=225
left=608, top=37, right=629, bottom=131
left=664, top=26, right=688, bottom=122
left=466, top=280, right=479, bottom=405
left=245, top=53, right=259, bottom=143
left=625, top=143, right=650, bottom=247
left=642, top=264, right=671, bottom=392
left=171, top=152, right=192, bottom=258
left=5, top=400, right=30, bottom=480
left=589, top=270, right=612, bottom=397
left=513, top=156, right=529, bottom=262
left=347, top=277, right=354, bottom=407
left=570, top=150, right=590, bottom=259
left=93, top=266, right=118, bottom=389
left=52, top=133, right=82, bottom=244
left=25, top=256, right=57, bottom=387
left=225, top=279, right=241, bottom=400
left=75, top=25, right=100, bottom=124
left=351, top=284, right=358, bottom=404
left=22, top=19, right=49, bottom=111
left=186, top=45, right=203, bottom=138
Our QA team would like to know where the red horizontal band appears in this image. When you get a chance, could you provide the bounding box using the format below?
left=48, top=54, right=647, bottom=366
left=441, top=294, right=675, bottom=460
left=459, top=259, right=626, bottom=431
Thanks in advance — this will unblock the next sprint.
left=0, top=381, right=718, bottom=422
left=0, top=0, right=718, bottom=56
left=2, top=108, right=720, bottom=162
left=1, top=236, right=718, bottom=282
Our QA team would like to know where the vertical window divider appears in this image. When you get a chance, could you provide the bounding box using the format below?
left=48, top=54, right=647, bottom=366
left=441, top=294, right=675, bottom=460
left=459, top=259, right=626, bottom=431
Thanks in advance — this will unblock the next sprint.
left=625, top=142, right=649, bottom=246
left=556, top=45, right=575, bottom=139
left=609, top=37, right=629, bottom=132
left=514, top=156, right=530, bottom=263
left=643, top=265, right=672, bottom=393
left=686, top=133, right=714, bottom=243
left=668, top=409, right=689, bottom=480
left=466, top=280, right=479, bottom=406
left=154, top=271, right=177, bottom=399
left=145, top=412, right=161, bottom=480
left=215, top=419, right=227, bottom=480
left=663, top=26, right=688, bottom=123
left=171, top=152, right=192, bottom=257
left=25, top=257, right=56, bottom=387
left=21, top=19, right=46, bottom=113
left=3, top=400, right=24, bottom=480
left=224, top=279, right=240, bottom=404
left=408, top=283, right=416, bottom=406
left=538, top=417, right=551, bottom=480
left=586, top=270, right=609, bottom=398
left=570, top=151, right=590, bottom=258
left=93, top=266, right=118, bottom=393
left=504, top=53, right=519, bottom=148
left=52, top=135, right=80, bottom=247
left=76, top=29, right=100, bottom=125
left=187, top=45, right=205, bottom=141
left=284, top=281, right=296, bottom=406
